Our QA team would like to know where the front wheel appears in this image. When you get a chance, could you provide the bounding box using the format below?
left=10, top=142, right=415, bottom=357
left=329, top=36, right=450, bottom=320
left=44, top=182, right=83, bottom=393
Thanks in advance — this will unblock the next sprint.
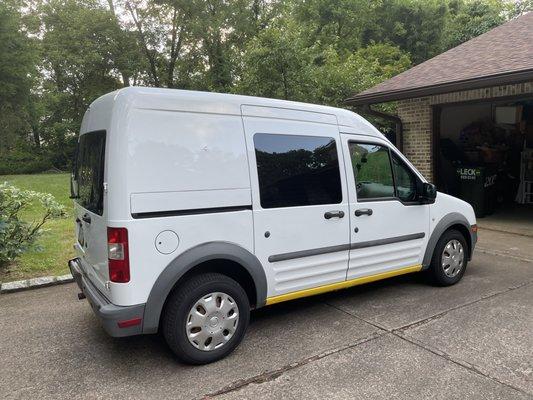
left=162, top=273, right=250, bottom=364
left=428, top=229, right=468, bottom=286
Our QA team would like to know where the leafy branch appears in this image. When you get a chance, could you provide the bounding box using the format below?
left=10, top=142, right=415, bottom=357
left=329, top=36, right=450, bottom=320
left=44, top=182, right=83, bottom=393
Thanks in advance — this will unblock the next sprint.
left=0, top=182, right=67, bottom=267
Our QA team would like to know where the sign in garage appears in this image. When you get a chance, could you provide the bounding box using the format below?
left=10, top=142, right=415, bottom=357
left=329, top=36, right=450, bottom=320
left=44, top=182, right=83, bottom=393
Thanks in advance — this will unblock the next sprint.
left=456, top=166, right=497, bottom=217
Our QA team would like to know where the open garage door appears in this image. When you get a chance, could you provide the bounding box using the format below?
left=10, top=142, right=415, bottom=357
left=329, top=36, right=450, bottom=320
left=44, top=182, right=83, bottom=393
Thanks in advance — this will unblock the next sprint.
left=434, top=96, right=533, bottom=235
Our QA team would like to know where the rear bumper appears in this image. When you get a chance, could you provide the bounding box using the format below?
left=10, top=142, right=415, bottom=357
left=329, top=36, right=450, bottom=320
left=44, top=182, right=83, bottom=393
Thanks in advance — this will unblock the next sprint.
left=68, top=258, right=145, bottom=337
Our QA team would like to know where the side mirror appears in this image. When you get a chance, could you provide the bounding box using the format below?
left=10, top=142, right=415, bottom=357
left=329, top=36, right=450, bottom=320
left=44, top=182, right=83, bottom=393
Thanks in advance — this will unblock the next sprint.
left=420, top=182, right=437, bottom=203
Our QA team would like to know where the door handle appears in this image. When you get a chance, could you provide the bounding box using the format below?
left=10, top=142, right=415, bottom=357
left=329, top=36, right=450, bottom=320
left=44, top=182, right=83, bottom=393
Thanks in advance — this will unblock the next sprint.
left=354, top=208, right=373, bottom=217
left=82, top=213, right=91, bottom=224
left=324, top=210, right=345, bottom=219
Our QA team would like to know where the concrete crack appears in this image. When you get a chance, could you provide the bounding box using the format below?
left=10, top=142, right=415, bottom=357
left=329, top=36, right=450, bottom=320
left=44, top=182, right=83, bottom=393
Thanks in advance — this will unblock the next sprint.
left=397, top=333, right=533, bottom=398
left=477, top=226, right=533, bottom=239
left=326, top=279, right=532, bottom=335
left=200, top=331, right=385, bottom=399
left=324, top=281, right=533, bottom=398
left=394, top=279, right=533, bottom=333
left=475, top=247, right=533, bottom=263
left=201, top=240, right=532, bottom=399
left=325, top=301, right=391, bottom=332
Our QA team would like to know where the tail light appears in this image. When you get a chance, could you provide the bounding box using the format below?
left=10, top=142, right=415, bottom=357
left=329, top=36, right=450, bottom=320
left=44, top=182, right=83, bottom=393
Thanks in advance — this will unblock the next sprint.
left=107, top=227, right=130, bottom=283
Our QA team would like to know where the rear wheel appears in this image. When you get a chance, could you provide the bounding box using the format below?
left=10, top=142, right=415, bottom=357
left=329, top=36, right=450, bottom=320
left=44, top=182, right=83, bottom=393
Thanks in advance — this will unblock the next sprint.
left=428, top=229, right=468, bottom=286
left=162, top=273, right=250, bottom=364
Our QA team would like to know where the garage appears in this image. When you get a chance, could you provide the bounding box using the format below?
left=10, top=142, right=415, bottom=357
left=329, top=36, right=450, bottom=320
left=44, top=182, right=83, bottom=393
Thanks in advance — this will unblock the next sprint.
left=346, top=12, right=533, bottom=235
left=436, top=98, right=533, bottom=215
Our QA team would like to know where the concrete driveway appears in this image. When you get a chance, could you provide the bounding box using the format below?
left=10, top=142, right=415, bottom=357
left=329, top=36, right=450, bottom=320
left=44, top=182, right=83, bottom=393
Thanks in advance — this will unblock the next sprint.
left=1, top=230, right=532, bottom=400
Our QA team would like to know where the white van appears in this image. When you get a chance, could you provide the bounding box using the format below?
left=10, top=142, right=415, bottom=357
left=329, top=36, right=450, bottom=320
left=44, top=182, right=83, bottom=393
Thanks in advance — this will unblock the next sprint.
left=69, top=87, right=477, bottom=364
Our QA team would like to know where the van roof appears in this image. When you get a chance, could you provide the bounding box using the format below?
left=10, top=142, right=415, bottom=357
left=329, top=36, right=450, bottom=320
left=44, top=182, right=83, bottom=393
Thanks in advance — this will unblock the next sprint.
left=89, top=86, right=384, bottom=138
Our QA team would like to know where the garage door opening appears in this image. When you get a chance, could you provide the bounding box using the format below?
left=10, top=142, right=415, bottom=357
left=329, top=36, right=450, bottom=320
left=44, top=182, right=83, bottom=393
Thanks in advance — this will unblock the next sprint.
left=434, top=96, right=533, bottom=235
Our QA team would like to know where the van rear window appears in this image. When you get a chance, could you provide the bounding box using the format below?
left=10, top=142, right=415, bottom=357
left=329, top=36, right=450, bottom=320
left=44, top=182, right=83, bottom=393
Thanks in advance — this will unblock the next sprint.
left=74, top=131, right=106, bottom=215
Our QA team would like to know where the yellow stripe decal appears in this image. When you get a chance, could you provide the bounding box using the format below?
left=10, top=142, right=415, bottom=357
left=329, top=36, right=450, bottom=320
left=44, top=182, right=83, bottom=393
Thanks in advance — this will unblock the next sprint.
left=265, top=264, right=422, bottom=306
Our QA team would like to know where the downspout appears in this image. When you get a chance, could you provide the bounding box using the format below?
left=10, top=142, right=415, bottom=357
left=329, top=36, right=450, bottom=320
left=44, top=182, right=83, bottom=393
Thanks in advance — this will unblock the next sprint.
left=359, top=104, right=403, bottom=151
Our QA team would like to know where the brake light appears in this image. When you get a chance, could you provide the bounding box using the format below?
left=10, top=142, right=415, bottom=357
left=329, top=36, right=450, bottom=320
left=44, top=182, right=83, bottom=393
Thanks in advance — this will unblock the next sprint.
left=107, top=227, right=130, bottom=283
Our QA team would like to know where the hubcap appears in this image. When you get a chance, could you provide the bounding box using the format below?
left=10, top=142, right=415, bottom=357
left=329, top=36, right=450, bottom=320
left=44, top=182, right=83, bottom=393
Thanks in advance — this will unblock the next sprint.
left=441, top=239, right=464, bottom=278
left=186, top=292, right=239, bottom=351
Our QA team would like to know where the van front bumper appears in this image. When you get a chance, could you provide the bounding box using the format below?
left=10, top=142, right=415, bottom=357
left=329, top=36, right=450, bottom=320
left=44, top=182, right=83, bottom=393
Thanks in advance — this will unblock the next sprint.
left=68, top=258, right=145, bottom=337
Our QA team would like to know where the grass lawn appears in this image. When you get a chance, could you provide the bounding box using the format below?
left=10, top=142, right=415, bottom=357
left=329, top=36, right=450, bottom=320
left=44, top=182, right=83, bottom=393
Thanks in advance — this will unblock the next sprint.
left=0, top=173, right=74, bottom=282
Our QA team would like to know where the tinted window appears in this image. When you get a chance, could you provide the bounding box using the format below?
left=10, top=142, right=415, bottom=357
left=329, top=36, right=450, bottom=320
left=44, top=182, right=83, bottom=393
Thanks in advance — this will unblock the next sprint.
left=75, top=131, right=106, bottom=215
left=349, top=143, right=395, bottom=199
left=254, top=133, right=342, bottom=208
left=392, top=153, right=418, bottom=202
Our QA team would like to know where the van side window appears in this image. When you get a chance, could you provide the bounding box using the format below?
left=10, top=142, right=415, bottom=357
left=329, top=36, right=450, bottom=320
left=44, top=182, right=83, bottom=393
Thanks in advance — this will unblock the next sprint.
left=254, top=133, right=342, bottom=208
left=349, top=142, right=395, bottom=200
left=391, top=153, right=418, bottom=202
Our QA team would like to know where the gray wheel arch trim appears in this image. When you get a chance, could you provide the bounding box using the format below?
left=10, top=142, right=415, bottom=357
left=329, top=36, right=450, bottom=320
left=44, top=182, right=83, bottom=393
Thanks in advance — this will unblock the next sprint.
left=142, top=241, right=267, bottom=334
left=422, top=212, right=476, bottom=268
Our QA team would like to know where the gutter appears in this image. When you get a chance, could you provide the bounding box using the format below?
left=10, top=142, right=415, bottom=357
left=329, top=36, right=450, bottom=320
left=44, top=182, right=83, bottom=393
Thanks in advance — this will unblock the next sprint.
left=345, top=68, right=533, bottom=106
left=358, top=105, right=403, bottom=151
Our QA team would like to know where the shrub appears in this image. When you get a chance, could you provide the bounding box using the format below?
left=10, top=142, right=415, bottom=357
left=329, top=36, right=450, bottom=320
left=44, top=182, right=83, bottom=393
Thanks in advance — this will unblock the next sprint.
left=0, top=148, right=54, bottom=175
left=0, top=182, right=66, bottom=267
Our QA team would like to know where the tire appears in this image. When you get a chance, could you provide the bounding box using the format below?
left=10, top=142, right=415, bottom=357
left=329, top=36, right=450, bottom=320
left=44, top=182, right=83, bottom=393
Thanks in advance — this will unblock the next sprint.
left=428, top=229, right=468, bottom=286
left=162, top=273, right=250, bottom=365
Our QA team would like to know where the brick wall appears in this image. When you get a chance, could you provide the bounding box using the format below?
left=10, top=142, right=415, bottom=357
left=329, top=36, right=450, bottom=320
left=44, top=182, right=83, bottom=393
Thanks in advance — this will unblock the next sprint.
left=397, top=98, right=433, bottom=179
left=397, top=81, right=533, bottom=182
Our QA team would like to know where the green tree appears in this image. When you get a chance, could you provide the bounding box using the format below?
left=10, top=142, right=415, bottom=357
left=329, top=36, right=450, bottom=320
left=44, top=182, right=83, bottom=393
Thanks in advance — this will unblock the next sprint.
left=123, top=0, right=198, bottom=88
left=1, top=0, right=520, bottom=174
left=0, top=1, right=38, bottom=154
left=444, top=0, right=507, bottom=50
left=122, top=0, right=273, bottom=91
left=291, top=0, right=377, bottom=52
left=235, top=22, right=315, bottom=101
left=236, top=18, right=411, bottom=108
left=38, top=0, right=137, bottom=168
left=310, top=44, right=411, bottom=107
left=362, top=0, right=449, bottom=65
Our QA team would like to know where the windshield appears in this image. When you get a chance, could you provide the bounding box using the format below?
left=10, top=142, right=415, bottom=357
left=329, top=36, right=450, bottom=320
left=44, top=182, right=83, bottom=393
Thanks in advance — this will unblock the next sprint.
left=73, top=130, right=106, bottom=215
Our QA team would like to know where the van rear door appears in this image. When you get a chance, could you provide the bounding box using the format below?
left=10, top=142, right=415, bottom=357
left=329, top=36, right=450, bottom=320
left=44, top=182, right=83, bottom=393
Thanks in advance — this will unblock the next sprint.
left=72, top=130, right=109, bottom=293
